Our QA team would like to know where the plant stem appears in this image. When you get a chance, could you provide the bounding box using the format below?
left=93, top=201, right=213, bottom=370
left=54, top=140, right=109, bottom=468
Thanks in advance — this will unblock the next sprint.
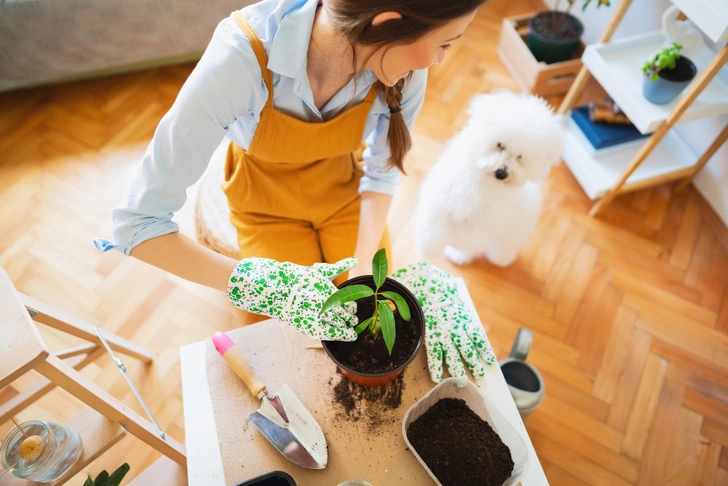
left=371, top=289, right=380, bottom=335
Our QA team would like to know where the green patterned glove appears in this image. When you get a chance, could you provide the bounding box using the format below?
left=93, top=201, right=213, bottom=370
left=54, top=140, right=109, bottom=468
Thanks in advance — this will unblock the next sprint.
left=227, top=257, right=358, bottom=341
left=392, top=263, right=496, bottom=382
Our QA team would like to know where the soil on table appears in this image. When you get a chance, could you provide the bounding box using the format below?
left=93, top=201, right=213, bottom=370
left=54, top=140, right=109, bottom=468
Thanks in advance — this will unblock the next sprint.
left=329, top=368, right=405, bottom=432
left=406, top=398, right=514, bottom=486
left=531, top=11, right=581, bottom=42
left=326, top=295, right=420, bottom=374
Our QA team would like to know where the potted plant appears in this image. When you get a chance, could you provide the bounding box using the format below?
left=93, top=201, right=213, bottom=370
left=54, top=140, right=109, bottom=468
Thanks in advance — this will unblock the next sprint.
left=321, top=249, right=424, bottom=387
left=528, top=0, right=610, bottom=64
left=83, top=463, right=129, bottom=486
left=642, top=42, right=697, bottom=104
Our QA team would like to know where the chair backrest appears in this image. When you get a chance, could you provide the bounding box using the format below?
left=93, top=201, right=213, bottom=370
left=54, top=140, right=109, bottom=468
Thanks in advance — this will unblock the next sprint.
left=0, top=266, right=48, bottom=389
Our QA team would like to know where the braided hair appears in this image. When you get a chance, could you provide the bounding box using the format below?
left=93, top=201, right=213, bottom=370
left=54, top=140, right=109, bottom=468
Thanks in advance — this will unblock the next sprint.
left=326, top=0, right=487, bottom=172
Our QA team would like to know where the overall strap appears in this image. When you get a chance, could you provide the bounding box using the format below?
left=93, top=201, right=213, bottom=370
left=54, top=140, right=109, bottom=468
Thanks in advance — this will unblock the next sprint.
left=230, top=11, right=274, bottom=107
left=364, top=81, right=381, bottom=104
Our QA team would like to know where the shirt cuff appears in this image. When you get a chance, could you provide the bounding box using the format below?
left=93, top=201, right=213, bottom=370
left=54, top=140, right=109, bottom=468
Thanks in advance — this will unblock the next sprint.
left=358, top=174, right=399, bottom=196
left=94, top=219, right=180, bottom=256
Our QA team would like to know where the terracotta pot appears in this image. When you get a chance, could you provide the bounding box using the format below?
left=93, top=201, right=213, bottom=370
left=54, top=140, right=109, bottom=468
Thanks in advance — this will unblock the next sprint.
left=322, top=276, right=424, bottom=387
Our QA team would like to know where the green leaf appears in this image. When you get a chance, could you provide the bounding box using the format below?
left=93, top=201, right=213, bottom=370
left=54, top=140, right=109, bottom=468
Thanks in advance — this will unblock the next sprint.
left=94, top=470, right=109, bottom=486
left=379, top=291, right=411, bottom=322
left=355, top=316, right=373, bottom=334
left=379, top=300, right=396, bottom=356
left=107, top=464, right=130, bottom=486
left=84, top=476, right=95, bottom=486
left=372, top=248, right=388, bottom=291
left=320, top=285, right=373, bottom=315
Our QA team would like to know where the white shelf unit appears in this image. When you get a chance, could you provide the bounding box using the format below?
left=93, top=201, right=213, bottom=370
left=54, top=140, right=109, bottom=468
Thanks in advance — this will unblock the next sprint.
left=556, top=0, right=728, bottom=216
left=669, top=0, right=728, bottom=43
left=563, top=117, right=697, bottom=200
left=582, top=31, right=728, bottom=134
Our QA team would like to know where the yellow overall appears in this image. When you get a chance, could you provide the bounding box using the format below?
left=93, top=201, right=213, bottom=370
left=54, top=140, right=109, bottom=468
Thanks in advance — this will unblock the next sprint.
left=224, top=11, right=391, bottom=282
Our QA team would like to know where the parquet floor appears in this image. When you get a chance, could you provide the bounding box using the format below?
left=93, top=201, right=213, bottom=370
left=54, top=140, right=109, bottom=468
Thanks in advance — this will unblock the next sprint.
left=2, top=0, right=728, bottom=484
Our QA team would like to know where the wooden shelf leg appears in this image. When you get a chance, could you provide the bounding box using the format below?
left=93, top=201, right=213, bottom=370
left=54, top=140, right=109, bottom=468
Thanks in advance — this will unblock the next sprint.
left=557, top=0, right=634, bottom=115
left=674, top=122, right=728, bottom=194
left=590, top=42, right=728, bottom=217
left=0, top=347, right=105, bottom=425
left=36, top=355, right=187, bottom=467
left=21, top=292, right=154, bottom=363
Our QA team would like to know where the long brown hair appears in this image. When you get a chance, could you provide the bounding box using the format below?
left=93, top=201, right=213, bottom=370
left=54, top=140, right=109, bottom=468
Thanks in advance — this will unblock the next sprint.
left=325, top=0, right=487, bottom=172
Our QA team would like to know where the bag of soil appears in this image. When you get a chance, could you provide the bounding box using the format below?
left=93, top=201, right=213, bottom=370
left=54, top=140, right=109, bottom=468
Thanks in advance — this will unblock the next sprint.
left=402, top=378, right=529, bottom=486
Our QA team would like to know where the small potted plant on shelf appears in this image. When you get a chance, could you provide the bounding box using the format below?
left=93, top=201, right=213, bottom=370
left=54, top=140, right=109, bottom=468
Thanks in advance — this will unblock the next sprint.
left=528, top=0, right=610, bottom=64
left=642, top=42, right=697, bottom=104
left=321, top=249, right=424, bottom=387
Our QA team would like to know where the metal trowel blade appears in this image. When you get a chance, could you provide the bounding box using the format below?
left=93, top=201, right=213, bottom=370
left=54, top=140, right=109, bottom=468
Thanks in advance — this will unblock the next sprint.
left=247, top=384, right=328, bottom=469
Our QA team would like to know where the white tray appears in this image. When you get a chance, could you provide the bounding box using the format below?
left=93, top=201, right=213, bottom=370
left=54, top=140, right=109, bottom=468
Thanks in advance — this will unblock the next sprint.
left=582, top=31, right=728, bottom=134
left=669, top=0, right=728, bottom=43
left=563, top=116, right=698, bottom=200
left=402, top=377, right=530, bottom=486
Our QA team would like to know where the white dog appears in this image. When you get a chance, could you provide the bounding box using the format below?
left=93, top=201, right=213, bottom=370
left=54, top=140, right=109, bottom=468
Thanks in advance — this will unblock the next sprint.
left=414, top=92, right=563, bottom=267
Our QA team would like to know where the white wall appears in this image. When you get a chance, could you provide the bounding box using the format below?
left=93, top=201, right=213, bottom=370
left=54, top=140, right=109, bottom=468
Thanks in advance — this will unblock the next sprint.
left=545, top=0, right=728, bottom=224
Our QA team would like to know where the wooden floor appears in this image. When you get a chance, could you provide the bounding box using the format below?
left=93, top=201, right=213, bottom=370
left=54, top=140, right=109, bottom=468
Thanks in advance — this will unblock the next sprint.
left=2, top=0, right=728, bottom=484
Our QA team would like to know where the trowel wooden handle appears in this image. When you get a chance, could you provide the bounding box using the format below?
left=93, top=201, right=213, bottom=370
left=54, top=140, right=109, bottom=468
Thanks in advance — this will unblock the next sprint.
left=212, top=332, right=266, bottom=399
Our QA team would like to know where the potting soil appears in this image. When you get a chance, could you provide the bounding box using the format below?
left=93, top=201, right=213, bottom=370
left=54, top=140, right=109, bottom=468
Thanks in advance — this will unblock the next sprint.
left=406, top=398, right=514, bottom=486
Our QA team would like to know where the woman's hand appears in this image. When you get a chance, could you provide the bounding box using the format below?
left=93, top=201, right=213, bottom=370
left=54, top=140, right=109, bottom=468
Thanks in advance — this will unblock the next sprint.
left=227, top=257, right=360, bottom=341
left=392, top=262, right=496, bottom=383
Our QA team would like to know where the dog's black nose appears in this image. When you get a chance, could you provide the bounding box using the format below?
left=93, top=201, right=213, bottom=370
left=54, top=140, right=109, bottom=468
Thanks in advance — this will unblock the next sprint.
left=495, top=168, right=508, bottom=180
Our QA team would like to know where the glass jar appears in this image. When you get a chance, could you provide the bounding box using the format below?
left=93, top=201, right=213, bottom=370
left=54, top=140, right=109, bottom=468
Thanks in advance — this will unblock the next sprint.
left=1, top=420, right=83, bottom=482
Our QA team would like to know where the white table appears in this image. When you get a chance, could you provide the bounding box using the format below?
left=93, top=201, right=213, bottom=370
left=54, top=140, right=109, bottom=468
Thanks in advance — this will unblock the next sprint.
left=180, top=279, right=548, bottom=485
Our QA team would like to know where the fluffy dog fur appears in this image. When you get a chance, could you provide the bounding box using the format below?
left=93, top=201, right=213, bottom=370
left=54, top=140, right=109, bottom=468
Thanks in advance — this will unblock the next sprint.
left=414, top=91, right=563, bottom=267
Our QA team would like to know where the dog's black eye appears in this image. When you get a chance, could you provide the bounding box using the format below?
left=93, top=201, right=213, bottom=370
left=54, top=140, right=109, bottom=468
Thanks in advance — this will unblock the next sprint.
left=517, top=155, right=522, bottom=160
left=497, top=142, right=505, bottom=151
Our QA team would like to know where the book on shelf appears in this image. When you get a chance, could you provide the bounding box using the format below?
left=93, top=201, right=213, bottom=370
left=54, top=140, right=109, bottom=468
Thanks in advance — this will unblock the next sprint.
left=571, top=105, right=650, bottom=150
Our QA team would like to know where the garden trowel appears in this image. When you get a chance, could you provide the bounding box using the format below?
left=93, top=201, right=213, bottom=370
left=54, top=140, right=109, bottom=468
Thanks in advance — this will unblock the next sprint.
left=212, top=332, right=327, bottom=469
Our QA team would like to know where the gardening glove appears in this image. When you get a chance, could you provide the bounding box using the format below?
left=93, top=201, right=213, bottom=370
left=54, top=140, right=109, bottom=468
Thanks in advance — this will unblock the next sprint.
left=227, top=257, right=359, bottom=341
left=392, top=262, right=496, bottom=383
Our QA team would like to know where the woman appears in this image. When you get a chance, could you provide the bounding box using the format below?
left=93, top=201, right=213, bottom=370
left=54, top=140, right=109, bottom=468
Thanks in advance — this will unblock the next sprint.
left=95, top=0, right=485, bottom=338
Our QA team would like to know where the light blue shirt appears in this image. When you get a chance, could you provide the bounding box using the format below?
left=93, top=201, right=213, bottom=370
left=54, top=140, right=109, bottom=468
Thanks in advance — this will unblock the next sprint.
left=95, top=0, right=428, bottom=256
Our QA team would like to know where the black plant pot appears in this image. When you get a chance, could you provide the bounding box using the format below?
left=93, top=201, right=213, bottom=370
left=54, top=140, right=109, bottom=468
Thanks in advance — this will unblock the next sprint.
left=528, top=11, right=584, bottom=64
left=643, top=56, right=697, bottom=104
left=235, top=470, right=296, bottom=486
left=322, top=276, right=425, bottom=387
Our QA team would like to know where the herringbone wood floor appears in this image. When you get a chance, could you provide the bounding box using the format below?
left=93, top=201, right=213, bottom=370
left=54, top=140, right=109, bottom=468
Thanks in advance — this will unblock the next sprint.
left=2, top=0, right=728, bottom=484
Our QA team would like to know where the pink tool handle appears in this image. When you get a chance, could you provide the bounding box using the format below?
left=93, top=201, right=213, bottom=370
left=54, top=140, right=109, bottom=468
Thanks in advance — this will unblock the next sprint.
left=211, top=332, right=266, bottom=399
left=212, top=331, right=235, bottom=356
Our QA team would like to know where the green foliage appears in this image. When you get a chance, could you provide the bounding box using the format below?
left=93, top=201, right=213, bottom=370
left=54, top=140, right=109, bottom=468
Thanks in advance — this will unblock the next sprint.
left=355, top=316, right=374, bottom=334
left=378, top=300, right=396, bottom=355
left=84, top=464, right=130, bottom=486
left=549, top=0, right=610, bottom=32
left=643, top=42, right=683, bottom=81
left=379, top=291, right=411, bottom=322
left=320, top=285, right=373, bottom=314
left=321, top=249, right=411, bottom=355
left=555, top=0, right=610, bottom=14
left=577, top=0, right=610, bottom=11
left=372, top=248, right=388, bottom=290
